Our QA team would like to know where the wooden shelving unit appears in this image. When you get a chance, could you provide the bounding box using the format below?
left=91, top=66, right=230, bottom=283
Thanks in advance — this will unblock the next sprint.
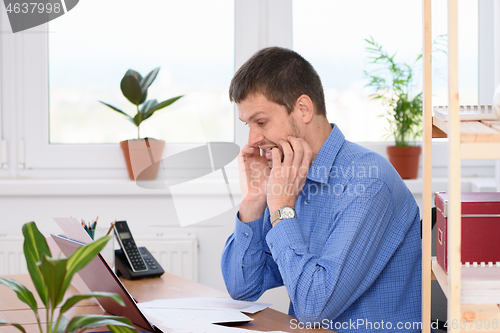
left=422, top=1, right=500, bottom=332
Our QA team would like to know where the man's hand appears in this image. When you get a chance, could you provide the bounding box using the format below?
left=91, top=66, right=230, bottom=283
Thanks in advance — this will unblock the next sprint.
left=267, top=137, right=312, bottom=223
left=238, top=144, right=271, bottom=222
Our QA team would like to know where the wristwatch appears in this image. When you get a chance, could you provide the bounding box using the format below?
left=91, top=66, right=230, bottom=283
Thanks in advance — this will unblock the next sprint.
left=270, top=206, right=296, bottom=225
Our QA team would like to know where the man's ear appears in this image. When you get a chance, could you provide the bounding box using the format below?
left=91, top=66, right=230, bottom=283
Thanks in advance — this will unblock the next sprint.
left=295, top=95, right=314, bottom=124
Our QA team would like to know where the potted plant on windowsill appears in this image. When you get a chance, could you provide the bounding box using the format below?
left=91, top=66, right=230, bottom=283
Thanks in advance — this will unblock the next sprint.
left=364, top=36, right=423, bottom=179
left=99, top=67, right=183, bottom=180
left=0, top=222, right=139, bottom=333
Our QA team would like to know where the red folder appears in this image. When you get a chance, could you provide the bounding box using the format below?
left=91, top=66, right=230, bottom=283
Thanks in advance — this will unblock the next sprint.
left=435, top=192, right=500, bottom=272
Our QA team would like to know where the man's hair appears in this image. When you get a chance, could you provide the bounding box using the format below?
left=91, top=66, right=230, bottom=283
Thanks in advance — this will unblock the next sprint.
left=229, top=47, right=327, bottom=116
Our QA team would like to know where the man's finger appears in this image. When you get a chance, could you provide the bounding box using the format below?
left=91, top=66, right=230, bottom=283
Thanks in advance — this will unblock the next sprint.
left=287, top=136, right=304, bottom=170
left=280, top=140, right=293, bottom=167
left=271, top=147, right=282, bottom=168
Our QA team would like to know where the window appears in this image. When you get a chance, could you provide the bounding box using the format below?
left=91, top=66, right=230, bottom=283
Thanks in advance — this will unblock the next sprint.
left=0, top=0, right=493, bottom=178
left=49, top=0, right=234, bottom=144
left=292, top=0, right=478, bottom=142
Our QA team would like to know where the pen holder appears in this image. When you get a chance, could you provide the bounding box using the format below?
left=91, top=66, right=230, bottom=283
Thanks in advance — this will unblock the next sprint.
left=93, top=227, right=115, bottom=269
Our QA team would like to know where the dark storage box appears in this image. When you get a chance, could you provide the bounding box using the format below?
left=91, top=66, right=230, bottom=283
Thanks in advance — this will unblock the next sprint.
left=435, top=191, right=500, bottom=272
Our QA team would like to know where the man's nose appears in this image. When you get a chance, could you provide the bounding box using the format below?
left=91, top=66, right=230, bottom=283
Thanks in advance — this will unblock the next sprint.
left=248, top=126, right=264, bottom=146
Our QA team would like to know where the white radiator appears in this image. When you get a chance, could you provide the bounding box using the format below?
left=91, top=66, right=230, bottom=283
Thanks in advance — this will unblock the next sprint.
left=0, top=235, right=27, bottom=275
left=134, top=233, right=198, bottom=282
left=0, top=233, right=198, bottom=282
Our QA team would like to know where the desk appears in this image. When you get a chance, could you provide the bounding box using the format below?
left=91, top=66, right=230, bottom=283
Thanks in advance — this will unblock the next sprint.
left=0, top=273, right=324, bottom=333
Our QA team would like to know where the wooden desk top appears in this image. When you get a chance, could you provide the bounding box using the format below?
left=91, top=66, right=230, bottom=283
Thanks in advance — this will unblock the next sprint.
left=0, top=273, right=324, bottom=332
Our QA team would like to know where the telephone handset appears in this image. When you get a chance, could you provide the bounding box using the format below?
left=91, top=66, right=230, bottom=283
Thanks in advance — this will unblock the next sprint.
left=113, top=220, right=164, bottom=280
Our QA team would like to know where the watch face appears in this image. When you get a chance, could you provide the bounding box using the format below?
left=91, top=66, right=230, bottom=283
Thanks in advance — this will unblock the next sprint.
left=281, top=207, right=296, bottom=219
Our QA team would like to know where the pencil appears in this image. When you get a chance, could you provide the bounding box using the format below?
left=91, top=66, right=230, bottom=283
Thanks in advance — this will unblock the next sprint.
left=105, top=220, right=116, bottom=236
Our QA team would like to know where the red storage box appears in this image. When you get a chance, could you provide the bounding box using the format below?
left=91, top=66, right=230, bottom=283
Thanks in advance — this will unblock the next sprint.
left=435, top=191, right=500, bottom=272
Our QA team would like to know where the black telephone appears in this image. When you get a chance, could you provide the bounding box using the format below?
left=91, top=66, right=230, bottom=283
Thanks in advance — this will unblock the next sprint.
left=113, top=220, right=165, bottom=280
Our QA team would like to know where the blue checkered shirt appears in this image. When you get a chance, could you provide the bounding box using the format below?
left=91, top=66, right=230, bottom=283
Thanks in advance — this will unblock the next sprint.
left=221, top=124, right=421, bottom=332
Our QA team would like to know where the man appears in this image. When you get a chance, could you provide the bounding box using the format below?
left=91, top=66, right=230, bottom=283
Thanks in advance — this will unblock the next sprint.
left=221, top=47, right=421, bottom=332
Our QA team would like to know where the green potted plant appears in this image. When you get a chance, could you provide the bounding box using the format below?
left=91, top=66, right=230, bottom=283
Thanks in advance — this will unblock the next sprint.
left=0, top=222, right=139, bottom=333
left=363, top=36, right=424, bottom=179
left=99, top=67, right=183, bottom=180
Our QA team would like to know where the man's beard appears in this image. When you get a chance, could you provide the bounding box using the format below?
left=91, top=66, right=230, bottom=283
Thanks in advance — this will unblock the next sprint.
left=266, top=117, right=301, bottom=168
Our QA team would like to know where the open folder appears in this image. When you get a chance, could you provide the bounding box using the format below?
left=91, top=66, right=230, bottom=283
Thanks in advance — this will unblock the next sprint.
left=51, top=234, right=255, bottom=333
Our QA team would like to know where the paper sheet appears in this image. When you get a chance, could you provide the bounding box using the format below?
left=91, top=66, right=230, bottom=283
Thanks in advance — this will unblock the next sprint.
left=139, top=306, right=252, bottom=325
left=140, top=307, right=288, bottom=333
left=139, top=297, right=270, bottom=314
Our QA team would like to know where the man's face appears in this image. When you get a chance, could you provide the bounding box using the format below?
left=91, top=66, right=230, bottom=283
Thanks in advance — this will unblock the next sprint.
left=237, top=93, right=301, bottom=168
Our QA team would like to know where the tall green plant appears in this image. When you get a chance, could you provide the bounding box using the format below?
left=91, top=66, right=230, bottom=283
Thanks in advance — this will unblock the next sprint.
left=0, top=222, right=140, bottom=333
left=364, top=36, right=423, bottom=147
left=99, top=67, right=184, bottom=140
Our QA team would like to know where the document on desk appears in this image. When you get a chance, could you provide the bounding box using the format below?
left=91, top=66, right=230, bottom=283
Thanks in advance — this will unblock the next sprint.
left=137, top=298, right=285, bottom=333
left=139, top=297, right=271, bottom=314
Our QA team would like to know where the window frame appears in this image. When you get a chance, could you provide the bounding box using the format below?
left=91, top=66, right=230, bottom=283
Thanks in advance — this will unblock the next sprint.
left=0, top=0, right=496, bottom=179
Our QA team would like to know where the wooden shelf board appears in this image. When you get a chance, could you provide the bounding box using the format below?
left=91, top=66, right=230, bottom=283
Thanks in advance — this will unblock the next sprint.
left=432, top=259, right=500, bottom=331
left=432, top=117, right=500, bottom=142
left=432, top=258, right=450, bottom=298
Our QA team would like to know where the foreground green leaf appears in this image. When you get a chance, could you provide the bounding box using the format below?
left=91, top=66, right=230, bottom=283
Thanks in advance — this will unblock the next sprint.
left=52, top=314, right=69, bottom=333
left=0, top=320, right=27, bottom=333
left=0, top=278, right=38, bottom=314
left=38, top=254, right=67, bottom=309
left=60, top=236, right=110, bottom=304
left=22, top=222, right=50, bottom=308
left=65, top=315, right=138, bottom=333
left=60, top=292, right=124, bottom=315
left=108, top=325, right=142, bottom=333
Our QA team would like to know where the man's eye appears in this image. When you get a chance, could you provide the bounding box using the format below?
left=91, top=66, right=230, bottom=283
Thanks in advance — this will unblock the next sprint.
left=257, top=122, right=265, bottom=126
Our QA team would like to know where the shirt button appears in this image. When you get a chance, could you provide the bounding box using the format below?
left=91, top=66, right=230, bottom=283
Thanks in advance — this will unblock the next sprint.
left=305, top=200, right=310, bottom=205
left=242, top=264, right=245, bottom=268
left=269, top=244, right=273, bottom=249
left=244, top=232, right=249, bottom=237
left=304, top=236, right=307, bottom=241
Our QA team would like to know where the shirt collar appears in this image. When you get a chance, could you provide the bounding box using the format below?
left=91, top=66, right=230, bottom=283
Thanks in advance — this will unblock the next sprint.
left=307, top=123, right=345, bottom=184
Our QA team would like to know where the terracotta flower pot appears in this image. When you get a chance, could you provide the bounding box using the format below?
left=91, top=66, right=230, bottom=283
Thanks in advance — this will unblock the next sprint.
left=120, top=138, right=165, bottom=180
left=386, top=146, right=422, bottom=179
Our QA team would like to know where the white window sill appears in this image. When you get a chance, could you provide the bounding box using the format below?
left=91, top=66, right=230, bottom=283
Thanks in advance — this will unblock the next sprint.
left=0, top=178, right=242, bottom=196
left=0, top=177, right=495, bottom=197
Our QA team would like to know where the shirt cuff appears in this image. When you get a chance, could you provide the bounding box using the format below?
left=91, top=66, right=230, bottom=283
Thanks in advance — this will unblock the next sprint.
left=265, top=217, right=307, bottom=261
left=234, top=212, right=265, bottom=249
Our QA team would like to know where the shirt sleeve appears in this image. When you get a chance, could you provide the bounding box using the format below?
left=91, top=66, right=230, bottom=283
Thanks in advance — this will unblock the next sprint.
left=265, top=177, right=406, bottom=323
left=221, top=210, right=283, bottom=301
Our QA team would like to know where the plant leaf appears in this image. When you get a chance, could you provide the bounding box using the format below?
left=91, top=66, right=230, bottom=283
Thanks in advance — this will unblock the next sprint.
left=143, top=95, right=184, bottom=120
left=60, top=292, right=125, bottom=315
left=65, top=315, right=138, bottom=333
left=0, top=320, right=27, bottom=333
left=108, top=325, right=141, bottom=333
left=140, top=67, right=160, bottom=93
left=98, top=101, right=135, bottom=125
left=133, top=113, right=144, bottom=127
left=52, top=314, right=69, bottom=333
left=139, top=99, right=158, bottom=114
left=0, top=278, right=38, bottom=315
left=60, top=236, right=110, bottom=303
left=120, top=72, right=143, bottom=106
left=123, top=69, right=143, bottom=84
left=138, top=89, right=148, bottom=105
left=38, top=255, right=67, bottom=309
left=22, top=222, right=50, bottom=308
